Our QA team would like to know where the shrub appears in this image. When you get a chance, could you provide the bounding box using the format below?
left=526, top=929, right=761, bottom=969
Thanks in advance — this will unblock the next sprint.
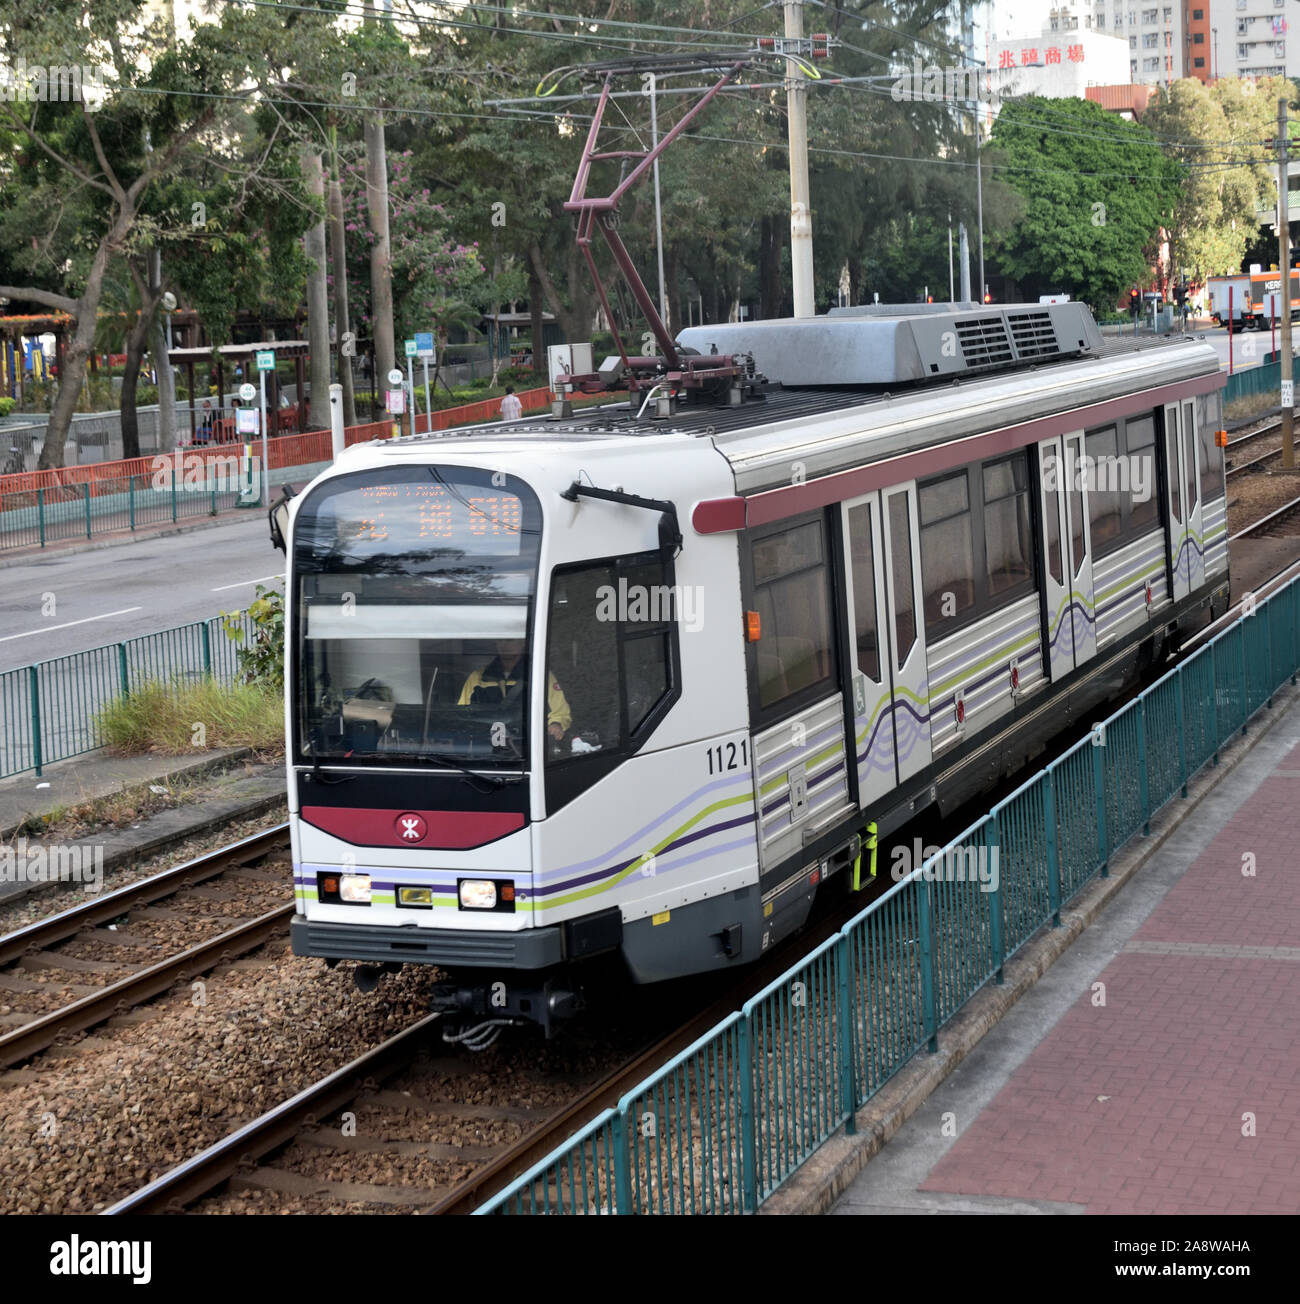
left=222, top=585, right=285, bottom=690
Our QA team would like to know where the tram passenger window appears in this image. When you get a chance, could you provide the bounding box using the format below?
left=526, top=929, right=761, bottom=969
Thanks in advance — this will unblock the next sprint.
left=847, top=502, right=880, bottom=680
left=1041, top=447, right=1064, bottom=585
left=1166, top=421, right=1182, bottom=523
left=750, top=519, right=834, bottom=712
left=983, top=455, right=1034, bottom=599
left=889, top=492, right=917, bottom=661
left=918, top=473, right=975, bottom=639
left=1066, top=439, right=1087, bottom=576
left=1182, top=404, right=1198, bottom=512
left=1085, top=426, right=1123, bottom=550
left=1126, top=416, right=1159, bottom=533
left=1198, top=411, right=1224, bottom=502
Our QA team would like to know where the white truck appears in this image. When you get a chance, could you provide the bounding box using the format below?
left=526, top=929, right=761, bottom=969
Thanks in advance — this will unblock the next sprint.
left=1206, top=274, right=1253, bottom=328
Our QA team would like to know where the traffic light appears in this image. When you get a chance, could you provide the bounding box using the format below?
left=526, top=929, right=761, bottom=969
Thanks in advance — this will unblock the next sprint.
left=1173, top=282, right=1187, bottom=308
left=1129, top=288, right=1141, bottom=317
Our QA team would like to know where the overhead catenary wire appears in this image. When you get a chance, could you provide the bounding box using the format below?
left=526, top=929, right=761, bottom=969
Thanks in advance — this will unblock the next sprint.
left=73, top=0, right=1284, bottom=154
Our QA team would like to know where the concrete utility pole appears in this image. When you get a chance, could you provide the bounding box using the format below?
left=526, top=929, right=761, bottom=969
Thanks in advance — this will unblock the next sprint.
left=301, top=145, right=332, bottom=426
left=784, top=0, right=815, bottom=317
left=327, top=139, right=357, bottom=427
left=1280, top=98, right=1294, bottom=469
left=364, top=2, right=396, bottom=408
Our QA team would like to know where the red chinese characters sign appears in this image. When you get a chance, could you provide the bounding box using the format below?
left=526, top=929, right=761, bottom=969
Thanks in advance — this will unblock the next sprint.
left=998, top=43, right=1086, bottom=68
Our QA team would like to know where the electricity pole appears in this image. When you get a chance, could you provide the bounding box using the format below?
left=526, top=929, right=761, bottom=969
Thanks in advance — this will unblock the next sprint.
left=364, top=2, right=396, bottom=408
left=784, top=0, right=815, bottom=317
left=1280, top=98, right=1294, bottom=469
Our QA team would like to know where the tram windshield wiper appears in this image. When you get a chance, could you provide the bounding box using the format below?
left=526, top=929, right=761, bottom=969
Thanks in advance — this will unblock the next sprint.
left=419, top=753, right=514, bottom=792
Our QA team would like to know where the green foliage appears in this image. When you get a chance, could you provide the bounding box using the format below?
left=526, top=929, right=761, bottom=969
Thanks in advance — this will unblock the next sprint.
left=8, top=0, right=1282, bottom=392
left=1143, top=77, right=1287, bottom=282
left=221, top=586, right=285, bottom=690
left=0, top=396, right=13, bottom=416
left=98, top=678, right=283, bottom=755
left=989, top=97, right=1183, bottom=310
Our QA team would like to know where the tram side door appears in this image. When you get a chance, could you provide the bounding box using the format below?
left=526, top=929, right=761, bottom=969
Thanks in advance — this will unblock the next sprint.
left=841, top=483, right=932, bottom=807
left=1163, top=403, right=1194, bottom=601
left=1037, top=437, right=1073, bottom=679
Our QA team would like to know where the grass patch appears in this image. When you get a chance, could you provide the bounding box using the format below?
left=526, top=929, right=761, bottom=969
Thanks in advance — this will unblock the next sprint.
left=1224, top=392, right=1279, bottom=424
left=97, top=679, right=284, bottom=756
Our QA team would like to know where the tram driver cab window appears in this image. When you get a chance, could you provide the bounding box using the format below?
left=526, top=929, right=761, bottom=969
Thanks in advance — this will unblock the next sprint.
left=544, top=552, right=681, bottom=810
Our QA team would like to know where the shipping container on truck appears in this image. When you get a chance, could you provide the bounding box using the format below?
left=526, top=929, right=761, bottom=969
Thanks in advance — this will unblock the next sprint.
left=1207, top=274, right=1253, bottom=328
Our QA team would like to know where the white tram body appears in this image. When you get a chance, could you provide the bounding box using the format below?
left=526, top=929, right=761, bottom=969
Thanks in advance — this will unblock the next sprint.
left=284, top=303, right=1228, bottom=1033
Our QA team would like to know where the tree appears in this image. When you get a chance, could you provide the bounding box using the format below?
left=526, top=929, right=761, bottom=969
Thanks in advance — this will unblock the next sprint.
left=988, top=96, right=1182, bottom=311
left=1142, top=77, right=1281, bottom=286
left=0, top=2, right=302, bottom=466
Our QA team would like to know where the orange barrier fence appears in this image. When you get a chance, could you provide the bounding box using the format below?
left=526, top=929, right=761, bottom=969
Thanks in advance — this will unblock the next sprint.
left=0, top=386, right=553, bottom=498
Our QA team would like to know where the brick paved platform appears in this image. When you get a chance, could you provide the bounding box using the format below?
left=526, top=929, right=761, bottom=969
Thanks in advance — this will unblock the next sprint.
left=833, top=697, right=1300, bottom=1216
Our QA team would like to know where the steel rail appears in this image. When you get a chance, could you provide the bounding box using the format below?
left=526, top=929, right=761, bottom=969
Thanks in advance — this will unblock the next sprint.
left=0, top=825, right=292, bottom=1068
left=1230, top=492, right=1300, bottom=542
left=103, top=1013, right=444, bottom=1215
left=0, top=824, right=290, bottom=968
left=0, top=903, right=294, bottom=1068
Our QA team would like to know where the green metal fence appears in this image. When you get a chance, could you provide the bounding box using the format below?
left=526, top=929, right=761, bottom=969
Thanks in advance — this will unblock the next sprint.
left=0, top=609, right=256, bottom=779
left=479, top=576, right=1300, bottom=1215
left=0, top=469, right=249, bottom=551
left=1222, top=356, right=1281, bottom=405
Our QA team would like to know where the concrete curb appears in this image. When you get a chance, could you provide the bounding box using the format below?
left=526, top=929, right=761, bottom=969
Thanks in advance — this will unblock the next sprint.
left=0, top=756, right=287, bottom=908
left=0, top=747, right=255, bottom=844
left=761, top=675, right=1300, bottom=1215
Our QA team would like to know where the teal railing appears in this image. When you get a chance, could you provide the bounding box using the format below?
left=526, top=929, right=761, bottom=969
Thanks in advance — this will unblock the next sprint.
left=0, top=610, right=257, bottom=780
left=0, top=471, right=248, bottom=552
left=1222, top=355, right=1281, bottom=406
left=479, top=577, right=1300, bottom=1215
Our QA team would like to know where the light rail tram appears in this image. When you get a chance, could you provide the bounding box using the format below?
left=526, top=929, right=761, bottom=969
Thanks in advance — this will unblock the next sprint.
left=274, top=300, right=1228, bottom=1043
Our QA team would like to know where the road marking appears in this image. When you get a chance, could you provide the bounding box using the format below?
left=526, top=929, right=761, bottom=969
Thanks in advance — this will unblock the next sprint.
left=211, top=574, right=283, bottom=593
left=0, top=606, right=143, bottom=644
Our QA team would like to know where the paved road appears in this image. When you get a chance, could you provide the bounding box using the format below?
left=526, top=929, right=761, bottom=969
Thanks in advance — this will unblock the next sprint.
left=1202, top=323, right=1285, bottom=373
left=0, top=515, right=282, bottom=672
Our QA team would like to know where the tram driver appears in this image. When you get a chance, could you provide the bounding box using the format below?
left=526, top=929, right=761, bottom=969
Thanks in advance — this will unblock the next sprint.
left=458, top=641, right=572, bottom=742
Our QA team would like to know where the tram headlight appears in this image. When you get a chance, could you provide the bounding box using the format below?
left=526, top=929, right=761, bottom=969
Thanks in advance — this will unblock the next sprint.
left=340, top=873, right=372, bottom=904
left=458, top=879, right=497, bottom=910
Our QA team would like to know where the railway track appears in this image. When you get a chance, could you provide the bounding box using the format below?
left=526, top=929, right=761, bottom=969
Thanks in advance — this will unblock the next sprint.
left=1231, top=492, right=1300, bottom=542
left=0, top=825, right=292, bottom=1068
left=1225, top=420, right=1300, bottom=480
left=1225, top=420, right=1280, bottom=454
left=104, top=878, right=877, bottom=1217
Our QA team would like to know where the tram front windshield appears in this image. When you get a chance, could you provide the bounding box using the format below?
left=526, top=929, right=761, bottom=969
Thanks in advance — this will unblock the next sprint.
left=294, top=466, right=542, bottom=768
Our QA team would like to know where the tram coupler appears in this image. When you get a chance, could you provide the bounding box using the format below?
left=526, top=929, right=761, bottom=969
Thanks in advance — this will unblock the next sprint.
left=429, top=975, right=584, bottom=1039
